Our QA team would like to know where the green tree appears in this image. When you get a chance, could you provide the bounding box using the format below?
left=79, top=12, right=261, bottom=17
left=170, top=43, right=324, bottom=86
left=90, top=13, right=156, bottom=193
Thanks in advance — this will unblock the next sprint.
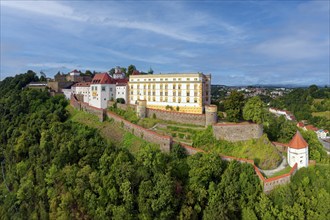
left=243, top=96, right=266, bottom=123
left=148, top=67, right=154, bottom=74
left=223, top=91, right=245, bottom=122
left=127, top=65, right=136, bottom=77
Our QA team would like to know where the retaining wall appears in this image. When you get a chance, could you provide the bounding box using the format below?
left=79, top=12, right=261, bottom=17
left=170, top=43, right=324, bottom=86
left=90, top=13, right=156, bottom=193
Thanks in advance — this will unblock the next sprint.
left=146, top=108, right=206, bottom=126
left=213, top=123, right=263, bottom=142
left=176, top=142, right=298, bottom=193
left=106, top=111, right=172, bottom=152
left=71, top=95, right=297, bottom=193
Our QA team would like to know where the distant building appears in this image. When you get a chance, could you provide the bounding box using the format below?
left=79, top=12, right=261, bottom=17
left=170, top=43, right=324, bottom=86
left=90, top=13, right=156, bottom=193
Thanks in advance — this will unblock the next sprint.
left=26, top=82, right=48, bottom=90
left=89, top=73, right=116, bottom=109
left=303, top=125, right=319, bottom=132
left=269, top=108, right=295, bottom=121
left=115, top=79, right=129, bottom=103
left=128, top=73, right=211, bottom=114
left=113, top=66, right=126, bottom=79
left=287, top=131, right=308, bottom=169
left=316, top=129, right=329, bottom=139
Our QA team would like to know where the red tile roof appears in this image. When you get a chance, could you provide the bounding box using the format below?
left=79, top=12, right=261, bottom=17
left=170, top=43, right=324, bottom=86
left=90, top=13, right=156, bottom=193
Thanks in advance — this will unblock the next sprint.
left=91, top=73, right=113, bottom=84
left=297, top=122, right=304, bottom=127
left=305, top=125, right=318, bottom=131
left=289, top=131, right=308, bottom=149
left=114, top=78, right=128, bottom=84
left=73, top=82, right=91, bottom=87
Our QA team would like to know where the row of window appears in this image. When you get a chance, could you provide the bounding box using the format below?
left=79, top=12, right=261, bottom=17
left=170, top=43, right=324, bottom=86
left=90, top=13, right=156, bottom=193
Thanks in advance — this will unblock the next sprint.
left=131, top=77, right=199, bottom=82
left=131, top=91, right=197, bottom=96
left=130, top=96, right=198, bottom=103
left=131, top=84, right=200, bottom=90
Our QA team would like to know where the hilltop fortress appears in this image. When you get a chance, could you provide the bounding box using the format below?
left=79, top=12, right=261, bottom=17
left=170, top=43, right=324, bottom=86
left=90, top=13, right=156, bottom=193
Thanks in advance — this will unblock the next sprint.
left=68, top=70, right=309, bottom=193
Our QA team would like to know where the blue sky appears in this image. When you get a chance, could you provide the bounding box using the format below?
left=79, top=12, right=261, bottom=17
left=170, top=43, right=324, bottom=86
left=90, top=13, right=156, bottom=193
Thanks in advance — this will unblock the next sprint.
left=1, top=0, right=329, bottom=86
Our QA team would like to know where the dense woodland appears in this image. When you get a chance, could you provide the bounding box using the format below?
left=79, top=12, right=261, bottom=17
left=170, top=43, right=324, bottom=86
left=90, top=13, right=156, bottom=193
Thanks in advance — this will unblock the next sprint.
left=0, top=72, right=329, bottom=219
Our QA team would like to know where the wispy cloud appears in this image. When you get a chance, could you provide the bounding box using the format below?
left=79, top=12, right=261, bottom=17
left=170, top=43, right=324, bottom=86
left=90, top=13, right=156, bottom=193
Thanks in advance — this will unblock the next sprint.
left=1, top=1, right=328, bottom=85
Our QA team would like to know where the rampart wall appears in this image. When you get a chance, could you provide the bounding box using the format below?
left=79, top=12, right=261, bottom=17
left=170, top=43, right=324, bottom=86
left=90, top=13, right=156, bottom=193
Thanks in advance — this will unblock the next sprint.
left=146, top=108, right=206, bottom=126
left=71, top=95, right=105, bottom=122
left=106, top=111, right=172, bottom=152
left=178, top=143, right=298, bottom=193
left=73, top=96, right=296, bottom=193
left=213, top=123, right=263, bottom=142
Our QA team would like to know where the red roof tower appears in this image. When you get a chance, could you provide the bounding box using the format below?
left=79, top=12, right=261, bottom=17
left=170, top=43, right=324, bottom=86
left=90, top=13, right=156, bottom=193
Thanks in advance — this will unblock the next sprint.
left=288, top=131, right=308, bottom=149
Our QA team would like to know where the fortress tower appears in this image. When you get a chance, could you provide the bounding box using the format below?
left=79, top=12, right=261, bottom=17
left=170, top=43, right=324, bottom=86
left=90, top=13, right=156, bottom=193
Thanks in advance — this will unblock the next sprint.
left=205, top=105, right=218, bottom=126
left=136, top=100, right=147, bottom=118
left=287, top=131, right=309, bottom=169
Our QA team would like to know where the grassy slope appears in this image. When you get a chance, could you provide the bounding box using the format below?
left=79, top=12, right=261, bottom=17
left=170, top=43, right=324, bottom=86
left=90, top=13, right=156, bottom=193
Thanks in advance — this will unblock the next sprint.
left=202, top=135, right=282, bottom=170
left=67, top=106, right=150, bottom=154
left=312, top=111, right=330, bottom=120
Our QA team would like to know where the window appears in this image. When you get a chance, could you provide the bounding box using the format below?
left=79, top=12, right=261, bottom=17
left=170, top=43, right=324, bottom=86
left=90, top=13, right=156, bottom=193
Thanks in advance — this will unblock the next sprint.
left=110, top=88, right=113, bottom=92
left=187, top=78, right=190, bottom=81
left=194, top=78, right=198, bottom=81
left=187, top=92, right=190, bottom=96
left=101, top=86, right=105, bottom=91
left=173, top=78, right=176, bottom=81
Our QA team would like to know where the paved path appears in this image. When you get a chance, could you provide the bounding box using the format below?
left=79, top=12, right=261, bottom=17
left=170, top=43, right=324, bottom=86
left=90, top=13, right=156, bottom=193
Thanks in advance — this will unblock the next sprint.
left=259, top=156, right=288, bottom=177
left=318, top=138, right=330, bottom=155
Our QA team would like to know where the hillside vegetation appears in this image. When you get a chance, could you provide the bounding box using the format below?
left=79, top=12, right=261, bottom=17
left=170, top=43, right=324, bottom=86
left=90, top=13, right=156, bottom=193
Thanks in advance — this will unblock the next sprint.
left=0, top=72, right=329, bottom=219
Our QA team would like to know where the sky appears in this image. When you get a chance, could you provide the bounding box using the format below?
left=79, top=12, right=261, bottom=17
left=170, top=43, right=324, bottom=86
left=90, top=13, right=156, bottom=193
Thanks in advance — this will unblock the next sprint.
left=0, top=0, right=329, bottom=86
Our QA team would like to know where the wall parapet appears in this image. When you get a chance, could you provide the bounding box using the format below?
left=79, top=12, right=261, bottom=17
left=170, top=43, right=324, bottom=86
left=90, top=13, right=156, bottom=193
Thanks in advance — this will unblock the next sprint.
left=176, top=140, right=298, bottom=194
left=213, top=123, right=263, bottom=142
left=106, top=111, right=172, bottom=152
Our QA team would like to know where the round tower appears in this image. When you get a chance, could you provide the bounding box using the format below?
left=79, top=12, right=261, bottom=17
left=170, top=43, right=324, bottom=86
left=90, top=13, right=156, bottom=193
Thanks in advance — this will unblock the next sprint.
left=205, top=105, right=218, bottom=126
left=136, top=100, right=147, bottom=118
left=287, top=131, right=309, bottom=169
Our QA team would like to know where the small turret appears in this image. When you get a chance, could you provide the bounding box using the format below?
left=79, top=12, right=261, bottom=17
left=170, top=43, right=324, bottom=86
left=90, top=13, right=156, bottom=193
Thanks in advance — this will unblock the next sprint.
left=205, top=105, right=218, bottom=126
left=136, top=100, right=147, bottom=118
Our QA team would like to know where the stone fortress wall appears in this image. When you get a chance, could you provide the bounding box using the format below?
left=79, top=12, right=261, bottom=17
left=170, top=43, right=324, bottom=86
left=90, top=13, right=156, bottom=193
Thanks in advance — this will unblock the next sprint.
left=106, top=111, right=172, bottom=152
left=73, top=96, right=171, bottom=152
left=72, top=96, right=296, bottom=193
left=107, top=101, right=262, bottom=142
left=213, top=123, right=263, bottom=142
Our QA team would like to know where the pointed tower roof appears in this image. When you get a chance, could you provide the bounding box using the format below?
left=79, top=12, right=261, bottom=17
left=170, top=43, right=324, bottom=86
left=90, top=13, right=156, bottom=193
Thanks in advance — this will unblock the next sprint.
left=288, top=131, right=308, bottom=149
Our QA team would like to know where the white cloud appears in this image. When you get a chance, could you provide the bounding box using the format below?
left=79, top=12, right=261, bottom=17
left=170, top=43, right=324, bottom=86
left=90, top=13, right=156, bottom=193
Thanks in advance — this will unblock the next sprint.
left=255, top=38, right=328, bottom=60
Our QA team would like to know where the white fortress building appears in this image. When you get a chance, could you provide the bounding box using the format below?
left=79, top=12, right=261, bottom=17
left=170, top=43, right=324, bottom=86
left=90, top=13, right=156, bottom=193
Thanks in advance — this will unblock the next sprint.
left=128, top=73, right=211, bottom=114
left=287, top=131, right=309, bottom=169
left=72, top=82, right=91, bottom=103
left=89, top=73, right=116, bottom=109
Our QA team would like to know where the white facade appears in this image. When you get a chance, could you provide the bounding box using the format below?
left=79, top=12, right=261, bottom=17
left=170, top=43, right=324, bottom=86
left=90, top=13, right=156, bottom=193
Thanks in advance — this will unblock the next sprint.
left=62, top=89, right=72, bottom=100
left=128, top=73, right=211, bottom=114
left=116, top=85, right=128, bottom=103
left=113, top=73, right=125, bottom=79
left=89, top=84, right=116, bottom=109
left=288, top=147, right=309, bottom=169
left=73, top=84, right=90, bottom=103
left=69, top=70, right=80, bottom=76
